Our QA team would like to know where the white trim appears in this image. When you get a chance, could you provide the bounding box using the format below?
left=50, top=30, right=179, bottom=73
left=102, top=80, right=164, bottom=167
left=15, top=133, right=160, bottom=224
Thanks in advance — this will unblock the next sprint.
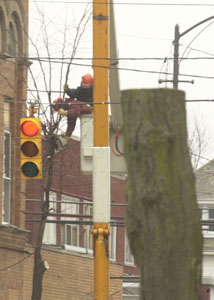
left=199, top=206, right=214, bottom=238
left=110, top=225, right=117, bottom=261
left=61, top=195, right=80, bottom=247
left=2, top=130, right=11, bottom=224
left=202, top=276, right=214, bottom=286
left=43, top=192, right=57, bottom=244
left=64, top=244, right=93, bottom=255
left=211, top=286, right=214, bottom=300
left=125, top=233, right=134, bottom=266
left=123, top=283, right=139, bottom=288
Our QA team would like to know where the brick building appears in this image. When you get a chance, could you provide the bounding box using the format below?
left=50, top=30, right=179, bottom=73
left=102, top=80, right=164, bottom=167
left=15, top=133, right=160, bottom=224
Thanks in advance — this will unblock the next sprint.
left=0, top=0, right=28, bottom=227
left=0, top=0, right=29, bottom=298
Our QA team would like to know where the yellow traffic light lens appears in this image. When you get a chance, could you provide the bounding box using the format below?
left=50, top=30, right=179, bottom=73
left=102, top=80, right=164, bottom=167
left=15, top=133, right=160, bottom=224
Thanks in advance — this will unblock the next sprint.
left=21, top=162, right=39, bottom=178
left=21, top=141, right=39, bottom=157
left=21, top=120, right=39, bottom=137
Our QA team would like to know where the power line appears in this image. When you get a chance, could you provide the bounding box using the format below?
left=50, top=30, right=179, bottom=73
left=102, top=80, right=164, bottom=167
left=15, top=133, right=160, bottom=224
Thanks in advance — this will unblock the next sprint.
left=28, top=60, right=214, bottom=79
left=26, top=198, right=127, bottom=206
left=26, top=1, right=214, bottom=6
left=186, top=99, right=214, bottom=102
left=25, top=211, right=125, bottom=220
left=25, top=219, right=126, bottom=226
left=2, top=97, right=214, bottom=106
left=6, top=54, right=214, bottom=62
left=0, top=252, right=34, bottom=272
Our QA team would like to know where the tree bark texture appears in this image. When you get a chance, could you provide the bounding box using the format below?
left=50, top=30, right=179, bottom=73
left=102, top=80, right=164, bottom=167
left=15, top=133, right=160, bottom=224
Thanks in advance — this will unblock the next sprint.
left=121, top=89, right=203, bottom=300
left=31, top=207, right=48, bottom=300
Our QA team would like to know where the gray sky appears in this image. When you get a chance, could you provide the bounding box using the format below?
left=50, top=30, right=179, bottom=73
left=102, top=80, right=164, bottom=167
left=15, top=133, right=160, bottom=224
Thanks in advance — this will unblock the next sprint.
left=29, top=0, right=214, bottom=165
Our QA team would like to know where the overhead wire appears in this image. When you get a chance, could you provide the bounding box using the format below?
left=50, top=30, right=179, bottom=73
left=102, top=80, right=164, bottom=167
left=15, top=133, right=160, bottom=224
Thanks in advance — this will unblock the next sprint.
left=5, top=54, right=214, bottom=61
left=15, top=0, right=214, bottom=6
left=27, top=60, right=214, bottom=79
left=0, top=252, right=34, bottom=272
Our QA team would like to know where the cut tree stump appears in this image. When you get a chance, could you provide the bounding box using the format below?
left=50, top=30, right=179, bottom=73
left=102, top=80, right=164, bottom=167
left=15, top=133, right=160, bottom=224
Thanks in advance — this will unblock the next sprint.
left=121, top=88, right=203, bottom=300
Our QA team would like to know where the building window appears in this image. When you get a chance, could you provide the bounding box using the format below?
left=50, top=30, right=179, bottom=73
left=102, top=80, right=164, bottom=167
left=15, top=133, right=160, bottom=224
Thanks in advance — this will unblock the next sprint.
left=12, top=12, right=23, bottom=56
left=0, top=15, right=2, bottom=52
left=8, top=22, right=16, bottom=56
left=110, top=226, right=116, bottom=261
left=43, top=192, right=57, bottom=244
left=61, top=195, right=79, bottom=247
left=125, top=233, right=134, bottom=265
left=200, top=207, right=214, bottom=237
left=83, top=203, right=93, bottom=251
left=65, top=224, right=78, bottom=246
left=2, top=131, right=11, bottom=223
left=0, top=10, right=5, bottom=53
left=209, top=209, right=214, bottom=231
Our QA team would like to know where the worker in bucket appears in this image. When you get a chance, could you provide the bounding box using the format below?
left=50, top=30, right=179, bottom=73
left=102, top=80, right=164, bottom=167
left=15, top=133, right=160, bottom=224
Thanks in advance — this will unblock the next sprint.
left=52, top=74, right=93, bottom=140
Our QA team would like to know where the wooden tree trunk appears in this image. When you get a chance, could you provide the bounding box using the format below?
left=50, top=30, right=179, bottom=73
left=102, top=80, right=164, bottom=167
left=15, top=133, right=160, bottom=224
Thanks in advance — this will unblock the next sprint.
left=31, top=209, right=49, bottom=300
left=31, top=138, right=55, bottom=300
left=121, top=88, right=203, bottom=300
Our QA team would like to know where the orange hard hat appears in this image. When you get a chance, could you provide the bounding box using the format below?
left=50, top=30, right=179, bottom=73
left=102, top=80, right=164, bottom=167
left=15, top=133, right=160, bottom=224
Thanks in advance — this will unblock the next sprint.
left=81, top=74, right=93, bottom=88
left=53, top=97, right=63, bottom=111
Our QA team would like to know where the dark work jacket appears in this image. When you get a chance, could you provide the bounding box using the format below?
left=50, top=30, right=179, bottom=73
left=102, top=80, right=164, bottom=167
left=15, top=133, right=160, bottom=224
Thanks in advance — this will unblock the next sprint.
left=65, top=86, right=93, bottom=106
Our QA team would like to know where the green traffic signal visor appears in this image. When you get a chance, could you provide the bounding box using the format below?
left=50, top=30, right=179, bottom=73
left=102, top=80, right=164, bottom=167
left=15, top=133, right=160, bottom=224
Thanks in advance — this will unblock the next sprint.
left=21, top=162, right=39, bottom=178
left=21, top=141, right=39, bottom=157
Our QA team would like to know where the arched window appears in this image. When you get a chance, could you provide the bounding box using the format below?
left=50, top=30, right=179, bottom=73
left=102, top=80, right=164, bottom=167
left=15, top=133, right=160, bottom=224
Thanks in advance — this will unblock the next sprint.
left=0, top=9, right=5, bottom=53
left=8, top=22, right=16, bottom=56
left=12, top=12, right=23, bottom=55
left=0, top=18, right=2, bottom=52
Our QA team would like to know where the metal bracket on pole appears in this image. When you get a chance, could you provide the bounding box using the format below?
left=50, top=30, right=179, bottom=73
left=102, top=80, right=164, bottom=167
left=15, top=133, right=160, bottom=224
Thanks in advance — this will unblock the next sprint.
left=92, top=224, right=110, bottom=257
left=159, top=79, right=194, bottom=85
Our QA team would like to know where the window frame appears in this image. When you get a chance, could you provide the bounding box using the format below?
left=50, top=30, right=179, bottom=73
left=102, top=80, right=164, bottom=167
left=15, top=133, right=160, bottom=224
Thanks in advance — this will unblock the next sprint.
left=12, top=12, right=23, bottom=56
left=0, top=9, right=6, bottom=53
left=125, top=232, right=135, bottom=265
left=110, top=225, right=117, bottom=261
left=61, top=195, right=80, bottom=248
left=43, top=192, right=57, bottom=245
left=199, top=202, right=214, bottom=238
left=83, top=203, right=93, bottom=251
left=2, top=130, right=11, bottom=224
left=8, top=21, right=16, bottom=56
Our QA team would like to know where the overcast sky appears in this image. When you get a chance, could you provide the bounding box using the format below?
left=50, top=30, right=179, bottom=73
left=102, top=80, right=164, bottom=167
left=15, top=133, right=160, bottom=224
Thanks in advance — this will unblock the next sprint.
left=29, top=0, right=214, bottom=165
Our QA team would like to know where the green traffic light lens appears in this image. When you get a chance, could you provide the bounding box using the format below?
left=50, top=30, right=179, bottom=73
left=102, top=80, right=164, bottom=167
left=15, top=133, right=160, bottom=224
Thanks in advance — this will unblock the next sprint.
left=21, top=141, right=39, bottom=157
left=21, top=162, right=39, bottom=178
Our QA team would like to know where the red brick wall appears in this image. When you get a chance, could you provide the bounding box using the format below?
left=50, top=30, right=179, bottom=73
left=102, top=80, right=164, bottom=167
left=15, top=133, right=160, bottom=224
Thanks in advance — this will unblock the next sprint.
left=0, top=0, right=28, bottom=228
left=201, top=285, right=210, bottom=300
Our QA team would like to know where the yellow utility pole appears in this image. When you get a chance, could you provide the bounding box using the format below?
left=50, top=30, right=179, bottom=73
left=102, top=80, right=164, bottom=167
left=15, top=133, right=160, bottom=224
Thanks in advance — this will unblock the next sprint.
left=92, top=0, right=110, bottom=299
left=93, top=0, right=109, bottom=147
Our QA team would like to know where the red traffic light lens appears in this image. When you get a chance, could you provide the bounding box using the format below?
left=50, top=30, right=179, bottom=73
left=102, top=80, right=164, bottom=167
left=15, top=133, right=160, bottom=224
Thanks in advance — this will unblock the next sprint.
left=21, top=120, right=39, bottom=137
left=21, top=162, right=39, bottom=178
left=21, top=141, right=39, bottom=157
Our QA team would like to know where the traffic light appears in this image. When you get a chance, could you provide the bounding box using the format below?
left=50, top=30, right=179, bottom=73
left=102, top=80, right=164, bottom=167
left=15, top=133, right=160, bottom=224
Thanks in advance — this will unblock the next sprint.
left=20, top=117, right=42, bottom=179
